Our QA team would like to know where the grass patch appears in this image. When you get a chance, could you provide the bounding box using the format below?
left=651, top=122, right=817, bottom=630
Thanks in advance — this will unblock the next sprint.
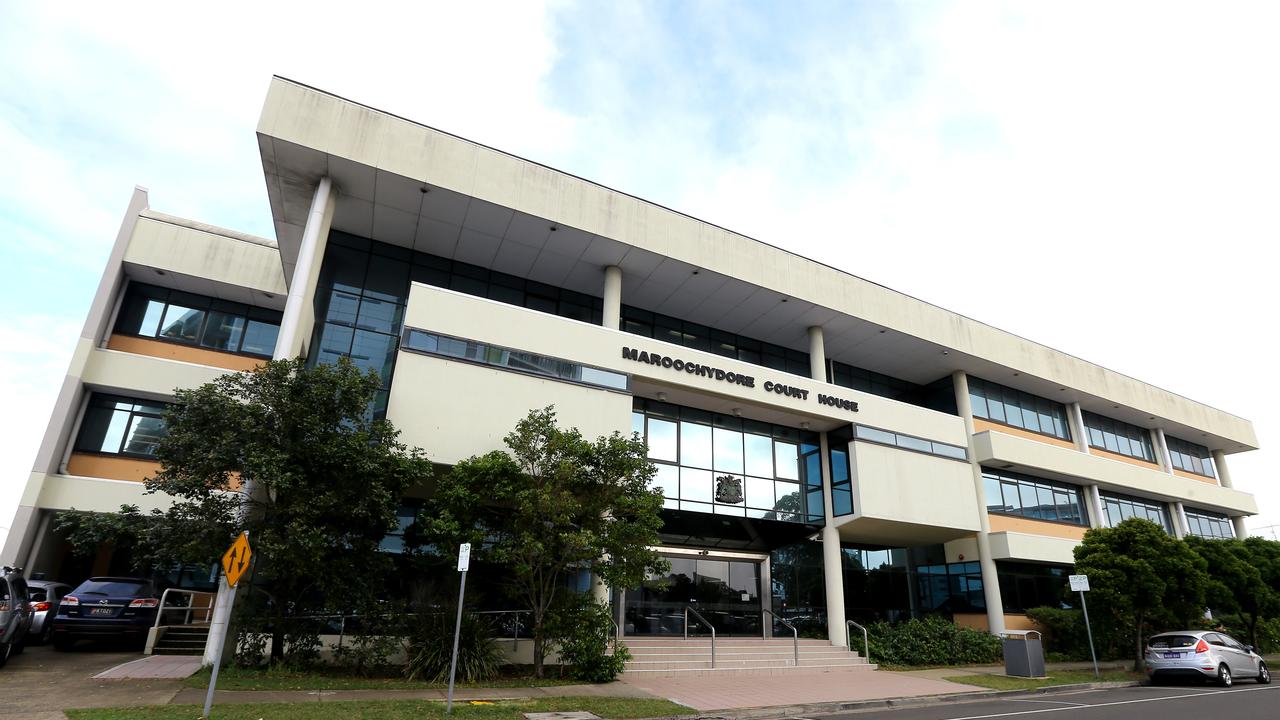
left=942, top=669, right=1145, bottom=691
left=182, top=665, right=583, bottom=691
left=65, top=697, right=691, bottom=720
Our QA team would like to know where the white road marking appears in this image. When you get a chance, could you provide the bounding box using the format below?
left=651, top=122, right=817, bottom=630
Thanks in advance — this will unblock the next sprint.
left=938, top=684, right=1280, bottom=720
left=1000, top=699, right=1087, bottom=707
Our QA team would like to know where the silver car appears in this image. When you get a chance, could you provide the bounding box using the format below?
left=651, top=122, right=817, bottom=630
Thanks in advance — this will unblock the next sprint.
left=26, top=581, right=72, bottom=645
left=1145, top=630, right=1271, bottom=686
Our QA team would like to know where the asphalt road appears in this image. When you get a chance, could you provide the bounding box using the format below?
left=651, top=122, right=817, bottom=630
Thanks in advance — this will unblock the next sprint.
left=823, top=683, right=1280, bottom=720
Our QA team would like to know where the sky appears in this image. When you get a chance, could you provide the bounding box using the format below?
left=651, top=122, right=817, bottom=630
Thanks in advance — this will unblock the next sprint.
left=1, top=1, right=1278, bottom=543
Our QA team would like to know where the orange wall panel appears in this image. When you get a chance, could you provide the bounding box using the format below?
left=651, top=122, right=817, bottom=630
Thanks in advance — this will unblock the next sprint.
left=67, top=453, right=161, bottom=483
left=988, top=513, right=1088, bottom=541
left=973, top=418, right=1077, bottom=450
left=107, top=334, right=264, bottom=372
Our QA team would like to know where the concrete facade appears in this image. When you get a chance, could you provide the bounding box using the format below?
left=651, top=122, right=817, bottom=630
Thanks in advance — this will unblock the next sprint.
left=3, top=77, right=1263, bottom=644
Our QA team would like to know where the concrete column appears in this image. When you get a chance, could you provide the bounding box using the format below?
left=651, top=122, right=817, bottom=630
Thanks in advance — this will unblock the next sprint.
left=952, top=371, right=1006, bottom=635
left=1233, top=516, right=1250, bottom=540
left=818, top=431, right=847, bottom=646
left=274, top=177, right=336, bottom=360
left=1085, top=485, right=1105, bottom=529
left=1172, top=502, right=1189, bottom=539
left=602, top=265, right=622, bottom=330
left=1211, top=450, right=1233, bottom=489
left=807, top=326, right=826, bottom=382
left=1150, top=429, right=1168, bottom=471
left=1067, top=403, right=1089, bottom=453
left=1154, top=428, right=1175, bottom=476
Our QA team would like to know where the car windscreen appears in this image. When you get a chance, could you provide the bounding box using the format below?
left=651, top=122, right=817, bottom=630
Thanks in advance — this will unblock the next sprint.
left=1150, top=635, right=1199, bottom=649
left=73, top=580, right=151, bottom=597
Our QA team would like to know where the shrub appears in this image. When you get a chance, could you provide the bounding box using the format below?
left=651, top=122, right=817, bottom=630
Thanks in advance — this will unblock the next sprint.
left=865, top=615, right=1002, bottom=666
left=547, top=598, right=629, bottom=682
left=404, top=608, right=504, bottom=683
left=1025, top=606, right=1129, bottom=661
left=332, top=609, right=406, bottom=676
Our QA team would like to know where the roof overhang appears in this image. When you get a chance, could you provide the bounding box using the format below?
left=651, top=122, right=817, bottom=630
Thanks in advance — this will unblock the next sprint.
left=256, top=76, right=1258, bottom=454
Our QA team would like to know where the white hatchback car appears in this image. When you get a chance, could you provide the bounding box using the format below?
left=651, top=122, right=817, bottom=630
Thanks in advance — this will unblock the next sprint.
left=1145, top=631, right=1271, bottom=686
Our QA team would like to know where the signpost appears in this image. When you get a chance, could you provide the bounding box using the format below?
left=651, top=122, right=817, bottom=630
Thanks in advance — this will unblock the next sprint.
left=204, top=532, right=253, bottom=718
left=446, top=543, right=471, bottom=713
left=1069, top=574, right=1099, bottom=679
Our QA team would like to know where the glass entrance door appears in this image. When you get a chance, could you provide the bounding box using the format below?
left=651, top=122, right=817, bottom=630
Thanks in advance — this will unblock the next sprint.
left=624, top=556, right=762, bottom=636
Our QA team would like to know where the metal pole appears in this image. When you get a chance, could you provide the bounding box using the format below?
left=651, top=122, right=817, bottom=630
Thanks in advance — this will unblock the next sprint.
left=202, top=580, right=236, bottom=718
left=1080, top=590, right=1099, bottom=679
left=446, top=570, right=467, bottom=713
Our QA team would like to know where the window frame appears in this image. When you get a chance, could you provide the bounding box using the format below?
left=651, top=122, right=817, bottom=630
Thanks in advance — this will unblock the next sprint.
left=114, top=281, right=282, bottom=359
left=981, top=468, right=1088, bottom=527
left=73, top=393, right=170, bottom=460
left=968, top=377, right=1073, bottom=442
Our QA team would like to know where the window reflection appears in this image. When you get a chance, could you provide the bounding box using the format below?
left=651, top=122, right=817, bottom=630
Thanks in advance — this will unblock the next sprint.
left=633, top=398, right=823, bottom=523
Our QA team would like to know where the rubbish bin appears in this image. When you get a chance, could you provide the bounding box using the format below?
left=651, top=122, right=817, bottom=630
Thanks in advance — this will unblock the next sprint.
left=1001, top=630, right=1045, bottom=678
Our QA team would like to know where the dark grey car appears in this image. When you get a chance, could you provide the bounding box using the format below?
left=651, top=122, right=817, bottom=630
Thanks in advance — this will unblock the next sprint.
left=1145, top=630, right=1271, bottom=686
left=0, top=568, right=33, bottom=667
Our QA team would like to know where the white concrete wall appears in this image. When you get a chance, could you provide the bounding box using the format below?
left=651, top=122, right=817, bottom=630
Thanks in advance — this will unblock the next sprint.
left=836, top=441, right=980, bottom=543
left=388, top=353, right=632, bottom=465
left=35, top=474, right=171, bottom=514
left=81, top=347, right=230, bottom=400
left=974, top=430, right=1257, bottom=515
left=125, top=216, right=286, bottom=297
left=402, top=282, right=967, bottom=446
left=987, top=531, right=1079, bottom=565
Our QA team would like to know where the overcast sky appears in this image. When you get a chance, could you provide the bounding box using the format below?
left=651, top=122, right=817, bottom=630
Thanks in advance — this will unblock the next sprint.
left=2, top=1, right=1278, bottom=542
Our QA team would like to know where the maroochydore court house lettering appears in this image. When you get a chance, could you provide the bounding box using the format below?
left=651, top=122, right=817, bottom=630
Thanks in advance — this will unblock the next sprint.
left=622, top=346, right=858, bottom=413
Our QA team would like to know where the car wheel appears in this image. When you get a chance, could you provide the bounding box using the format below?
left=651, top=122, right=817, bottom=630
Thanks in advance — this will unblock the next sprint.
left=39, top=623, right=53, bottom=645
left=1258, top=662, right=1271, bottom=684
left=0, top=642, right=10, bottom=669
left=1218, top=664, right=1233, bottom=687
left=12, top=633, right=25, bottom=655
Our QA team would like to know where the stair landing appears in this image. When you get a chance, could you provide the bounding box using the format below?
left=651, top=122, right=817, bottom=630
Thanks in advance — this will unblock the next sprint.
left=621, top=636, right=875, bottom=676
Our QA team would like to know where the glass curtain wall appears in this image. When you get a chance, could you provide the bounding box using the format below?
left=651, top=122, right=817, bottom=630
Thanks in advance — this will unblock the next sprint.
left=624, top=556, right=763, bottom=636
left=631, top=399, right=823, bottom=523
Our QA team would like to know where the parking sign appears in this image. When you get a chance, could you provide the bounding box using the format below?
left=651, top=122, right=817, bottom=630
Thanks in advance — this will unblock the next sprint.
left=1069, top=574, right=1089, bottom=592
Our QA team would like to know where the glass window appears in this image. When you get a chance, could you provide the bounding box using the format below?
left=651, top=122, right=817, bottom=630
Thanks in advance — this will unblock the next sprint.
left=713, top=427, right=745, bottom=474
left=680, top=468, right=713, bottom=503
left=647, top=419, right=678, bottom=462
left=114, top=282, right=280, bottom=357
left=984, top=468, right=1086, bottom=526
left=970, top=377, right=1071, bottom=441
left=1167, top=436, right=1215, bottom=477
left=744, top=433, right=774, bottom=477
left=75, top=393, right=168, bottom=458
left=1100, top=491, right=1172, bottom=534
left=1185, top=508, right=1233, bottom=539
left=774, top=441, right=799, bottom=480
left=680, top=422, right=712, bottom=469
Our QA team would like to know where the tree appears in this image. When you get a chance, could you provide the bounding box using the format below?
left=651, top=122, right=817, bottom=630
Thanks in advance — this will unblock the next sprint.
left=58, top=358, right=433, bottom=663
left=416, top=406, right=667, bottom=677
left=1187, top=536, right=1280, bottom=648
left=1073, top=518, right=1209, bottom=670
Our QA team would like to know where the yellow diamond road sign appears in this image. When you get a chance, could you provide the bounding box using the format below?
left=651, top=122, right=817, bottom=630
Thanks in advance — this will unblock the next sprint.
left=221, top=532, right=252, bottom=588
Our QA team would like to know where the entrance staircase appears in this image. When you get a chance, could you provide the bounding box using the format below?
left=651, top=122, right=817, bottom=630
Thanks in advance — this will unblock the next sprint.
left=151, top=625, right=210, bottom=656
left=620, top=637, right=875, bottom=676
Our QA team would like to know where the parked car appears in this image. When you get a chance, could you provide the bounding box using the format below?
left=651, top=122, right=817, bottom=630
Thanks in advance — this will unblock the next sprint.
left=1145, top=630, right=1271, bottom=686
left=0, top=567, right=33, bottom=667
left=51, top=577, right=162, bottom=651
left=26, top=581, right=73, bottom=645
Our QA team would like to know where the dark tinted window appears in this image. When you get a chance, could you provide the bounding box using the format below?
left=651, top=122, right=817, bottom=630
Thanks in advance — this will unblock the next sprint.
left=1150, top=635, right=1199, bottom=649
left=982, top=468, right=1085, bottom=525
left=115, top=282, right=281, bottom=358
left=75, top=394, right=169, bottom=458
left=1166, top=436, right=1216, bottom=477
left=622, top=305, right=809, bottom=379
left=72, top=579, right=152, bottom=596
left=1083, top=412, right=1155, bottom=462
left=969, top=377, right=1072, bottom=441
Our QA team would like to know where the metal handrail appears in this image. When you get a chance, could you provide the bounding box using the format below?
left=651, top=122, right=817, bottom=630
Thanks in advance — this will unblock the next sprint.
left=152, top=588, right=215, bottom=629
left=763, top=609, right=799, bottom=666
left=684, top=605, right=717, bottom=668
left=847, top=620, right=869, bottom=662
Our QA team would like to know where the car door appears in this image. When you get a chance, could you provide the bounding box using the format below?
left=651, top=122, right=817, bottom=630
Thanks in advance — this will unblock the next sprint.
left=1219, top=633, right=1255, bottom=676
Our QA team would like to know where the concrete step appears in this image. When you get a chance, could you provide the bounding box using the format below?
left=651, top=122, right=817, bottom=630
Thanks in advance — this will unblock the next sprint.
left=151, top=647, right=204, bottom=656
left=622, top=662, right=879, bottom=676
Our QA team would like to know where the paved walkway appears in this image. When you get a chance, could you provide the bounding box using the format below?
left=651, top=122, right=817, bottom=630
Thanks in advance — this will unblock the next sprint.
left=93, top=653, right=203, bottom=679
left=169, top=681, right=656, bottom=706
left=619, top=670, right=978, bottom=711
left=0, top=645, right=184, bottom=718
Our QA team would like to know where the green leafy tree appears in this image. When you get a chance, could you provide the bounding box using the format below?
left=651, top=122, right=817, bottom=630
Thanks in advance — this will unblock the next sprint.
left=1073, top=518, right=1209, bottom=670
left=416, top=406, right=667, bottom=677
left=1187, top=536, right=1280, bottom=648
left=57, top=358, right=432, bottom=663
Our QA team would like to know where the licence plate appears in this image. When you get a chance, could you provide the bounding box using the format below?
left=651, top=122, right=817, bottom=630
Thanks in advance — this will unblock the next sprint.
left=89, top=607, right=115, bottom=617
left=1163, top=652, right=1181, bottom=659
